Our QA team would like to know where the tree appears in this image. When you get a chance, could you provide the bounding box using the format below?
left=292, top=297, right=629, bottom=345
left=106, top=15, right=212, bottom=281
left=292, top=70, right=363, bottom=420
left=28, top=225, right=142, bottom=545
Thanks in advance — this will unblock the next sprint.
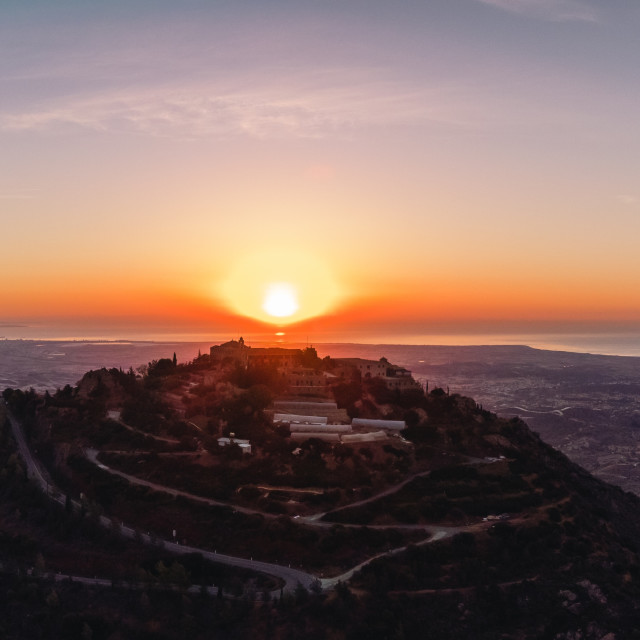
left=148, top=358, right=176, bottom=377
left=246, top=384, right=273, bottom=412
left=45, top=589, right=60, bottom=609
left=310, top=579, right=323, bottom=595
left=294, top=582, right=309, bottom=604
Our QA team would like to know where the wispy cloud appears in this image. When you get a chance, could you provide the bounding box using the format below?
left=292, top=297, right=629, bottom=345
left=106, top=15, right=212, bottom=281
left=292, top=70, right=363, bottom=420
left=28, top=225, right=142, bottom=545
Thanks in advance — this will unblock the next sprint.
left=0, top=91, right=360, bottom=139
left=0, top=74, right=471, bottom=140
left=475, top=0, right=598, bottom=23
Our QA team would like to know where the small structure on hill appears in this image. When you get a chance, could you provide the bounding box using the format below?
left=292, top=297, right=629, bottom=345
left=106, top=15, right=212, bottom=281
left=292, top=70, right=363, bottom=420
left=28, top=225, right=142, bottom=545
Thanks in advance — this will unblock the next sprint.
left=209, top=337, right=250, bottom=367
left=342, top=430, right=388, bottom=443
left=209, top=338, right=303, bottom=370
left=272, top=400, right=349, bottom=424
left=273, top=413, right=328, bottom=425
left=332, top=357, right=422, bottom=391
left=248, top=347, right=302, bottom=370
left=217, top=436, right=252, bottom=454
left=285, top=367, right=329, bottom=397
left=351, top=418, right=406, bottom=431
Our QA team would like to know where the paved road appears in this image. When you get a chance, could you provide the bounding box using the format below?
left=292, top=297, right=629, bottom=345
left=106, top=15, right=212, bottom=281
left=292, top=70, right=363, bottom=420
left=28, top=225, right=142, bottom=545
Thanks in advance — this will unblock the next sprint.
left=321, top=530, right=449, bottom=589
left=86, top=447, right=485, bottom=590
left=310, top=453, right=491, bottom=523
left=86, top=448, right=281, bottom=519
left=5, top=409, right=318, bottom=592
left=6, top=407, right=475, bottom=594
left=115, top=418, right=182, bottom=445
left=86, top=449, right=470, bottom=537
left=314, top=468, right=436, bottom=522
left=6, top=409, right=57, bottom=497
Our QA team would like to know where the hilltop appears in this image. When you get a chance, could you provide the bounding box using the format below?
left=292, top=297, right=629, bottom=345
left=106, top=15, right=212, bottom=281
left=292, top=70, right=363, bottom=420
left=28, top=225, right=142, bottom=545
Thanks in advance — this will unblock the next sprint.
left=2, top=344, right=640, bottom=638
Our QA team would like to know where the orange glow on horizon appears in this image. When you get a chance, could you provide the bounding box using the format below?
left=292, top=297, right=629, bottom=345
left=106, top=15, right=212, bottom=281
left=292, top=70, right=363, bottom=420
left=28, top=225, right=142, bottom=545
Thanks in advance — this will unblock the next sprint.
left=219, top=249, right=342, bottom=326
left=4, top=253, right=640, bottom=336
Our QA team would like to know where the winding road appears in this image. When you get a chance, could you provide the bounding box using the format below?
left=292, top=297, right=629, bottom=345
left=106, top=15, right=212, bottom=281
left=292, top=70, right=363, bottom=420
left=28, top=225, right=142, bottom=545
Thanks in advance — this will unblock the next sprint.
left=5, top=406, right=474, bottom=594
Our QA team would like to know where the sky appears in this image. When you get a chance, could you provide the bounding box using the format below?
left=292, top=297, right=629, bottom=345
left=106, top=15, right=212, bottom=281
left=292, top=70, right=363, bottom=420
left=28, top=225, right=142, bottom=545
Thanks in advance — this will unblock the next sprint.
left=2, top=0, right=640, bottom=343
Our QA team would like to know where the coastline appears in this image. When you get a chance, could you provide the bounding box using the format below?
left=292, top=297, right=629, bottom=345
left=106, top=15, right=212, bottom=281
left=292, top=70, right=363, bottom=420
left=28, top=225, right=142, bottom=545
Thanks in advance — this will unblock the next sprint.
left=2, top=331, right=639, bottom=358
left=1, top=335, right=639, bottom=394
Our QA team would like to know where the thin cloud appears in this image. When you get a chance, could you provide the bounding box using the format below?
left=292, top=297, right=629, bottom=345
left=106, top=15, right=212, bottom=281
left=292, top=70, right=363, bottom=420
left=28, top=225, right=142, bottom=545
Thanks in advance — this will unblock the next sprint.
left=1, top=63, right=591, bottom=141
left=1, top=92, right=345, bottom=139
left=475, top=0, right=598, bottom=23
left=0, top=77, right=472, bottom=140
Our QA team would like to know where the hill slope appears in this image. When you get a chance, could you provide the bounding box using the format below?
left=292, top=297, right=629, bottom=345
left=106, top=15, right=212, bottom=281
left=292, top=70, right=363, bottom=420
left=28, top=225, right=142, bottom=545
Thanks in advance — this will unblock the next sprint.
left=4, top=359, right=640, bottom=638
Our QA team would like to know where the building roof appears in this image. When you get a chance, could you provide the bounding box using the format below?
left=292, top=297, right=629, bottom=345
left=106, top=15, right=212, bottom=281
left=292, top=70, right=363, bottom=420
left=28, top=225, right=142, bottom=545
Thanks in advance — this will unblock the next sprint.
left=273, top=413, right=328, bottom=425
left=351, top=418, right=406, bottom=431
left=217, top=437, right=250, bottom=445
left=215, top=339, right=246, bottom=349
left=249, top=347, right=302, bottom=356
left=332, top=357, right=384, bottom=365
left=274, top=401, right=338, bottom=410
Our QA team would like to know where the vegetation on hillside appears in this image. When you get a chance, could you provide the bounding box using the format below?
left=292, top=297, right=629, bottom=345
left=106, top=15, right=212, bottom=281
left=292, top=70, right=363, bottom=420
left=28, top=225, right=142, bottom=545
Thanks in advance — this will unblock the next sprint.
left=4, top=352, right=640, bottom=638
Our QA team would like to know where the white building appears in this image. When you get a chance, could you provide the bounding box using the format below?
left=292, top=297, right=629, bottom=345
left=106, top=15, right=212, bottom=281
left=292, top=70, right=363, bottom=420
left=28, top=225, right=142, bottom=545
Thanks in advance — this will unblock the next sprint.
left=273, top=413, right=328, bottom=425
left=217, top=437, right=252, bottom=454
left=351, top=418, right=406, bottom=431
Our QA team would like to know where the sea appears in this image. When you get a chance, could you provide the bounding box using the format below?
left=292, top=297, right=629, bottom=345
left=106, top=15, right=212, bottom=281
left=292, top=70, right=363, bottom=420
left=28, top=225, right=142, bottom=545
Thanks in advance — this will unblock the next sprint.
left=0, top=321, right=640, bottom=356
left=3, top=325, right=639, bottom=357
left=1, top=323, right=639, bottom=393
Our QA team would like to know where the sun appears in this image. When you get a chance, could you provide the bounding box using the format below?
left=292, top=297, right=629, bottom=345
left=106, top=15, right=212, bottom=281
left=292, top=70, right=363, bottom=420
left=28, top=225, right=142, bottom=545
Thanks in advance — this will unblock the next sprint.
left=220, top=249, right=341, bottom=325
left=262, top=283, right=299, bottom=318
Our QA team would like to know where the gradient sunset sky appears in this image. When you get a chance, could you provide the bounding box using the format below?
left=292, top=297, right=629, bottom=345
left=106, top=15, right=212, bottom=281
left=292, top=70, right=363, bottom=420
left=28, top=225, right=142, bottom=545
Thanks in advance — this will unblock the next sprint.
left=2, top=0, right=639, bottom=341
